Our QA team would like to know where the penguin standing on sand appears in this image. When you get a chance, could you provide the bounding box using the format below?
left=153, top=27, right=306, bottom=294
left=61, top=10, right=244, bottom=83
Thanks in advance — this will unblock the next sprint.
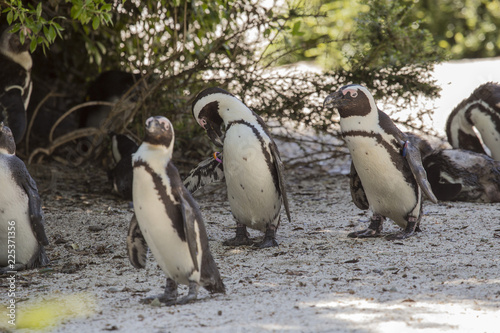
left=324, top=84, right=437, bottom=240
left=446, top=82, right=500, bottom=160
left=0, top=123, right=49, bottom=273
left=191, top=87, right=291, bottom=248
left=0, top=26, right=33, bottom=143
left=127, top=116, right=225, bottom=304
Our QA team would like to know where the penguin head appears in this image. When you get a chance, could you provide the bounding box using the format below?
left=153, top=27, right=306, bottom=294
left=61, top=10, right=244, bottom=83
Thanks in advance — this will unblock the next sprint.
left=0, top=122, right=16, bottom=155
left=143, top=116, right=174, bottom=150
left=323, top=84, right=376, bottom=118
left=0, top=26, right=32, bottom=70
left=192, top=87, right=256, bottom=147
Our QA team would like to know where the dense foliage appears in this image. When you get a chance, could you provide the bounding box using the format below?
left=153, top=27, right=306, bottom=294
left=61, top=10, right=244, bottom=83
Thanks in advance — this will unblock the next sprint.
left=1, top=0, right=451, bottom=166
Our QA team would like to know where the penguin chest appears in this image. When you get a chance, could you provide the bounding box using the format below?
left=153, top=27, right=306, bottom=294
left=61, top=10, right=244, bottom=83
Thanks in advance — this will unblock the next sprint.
left=132, top=167, right=200, bottom=284
left=0, top=160, right=38, bottom=266
left=345, top=136, right=419, bottom=226
left=223, top=125, right=280, bottom=230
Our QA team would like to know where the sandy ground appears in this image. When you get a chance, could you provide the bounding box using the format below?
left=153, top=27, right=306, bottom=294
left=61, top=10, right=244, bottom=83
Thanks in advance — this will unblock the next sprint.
left=1, top=159, right=499, bottom=333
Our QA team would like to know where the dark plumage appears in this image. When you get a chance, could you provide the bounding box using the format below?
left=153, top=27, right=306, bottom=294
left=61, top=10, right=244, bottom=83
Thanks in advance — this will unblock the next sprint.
left=0, top=26, right=32, bottom=143
left=423, top=149, right=500, bottom=202
left=0, top=123, right=48, bottom=273
left=446, top=82, right=500, bottom=160
left=127, top=116, right=224, bottom=305
left=324, top=84, right=437, bottom=240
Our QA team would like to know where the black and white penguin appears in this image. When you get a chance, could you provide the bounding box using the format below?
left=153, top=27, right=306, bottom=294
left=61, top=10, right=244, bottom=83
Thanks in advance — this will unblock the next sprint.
left=0, top=123, right=49, bottom=273
left=0, top=26, right=33, bottom=143
left=191, top=87, right=291, bottom=248
left=127, top=116, right=225, bottom=304
left=108, top=132, right=138, bottom=200
left=324, top=84, right=437, bottom=240
left=446, top=82, right=500, bottom=160
left=423, top=149, right=500, bottom=203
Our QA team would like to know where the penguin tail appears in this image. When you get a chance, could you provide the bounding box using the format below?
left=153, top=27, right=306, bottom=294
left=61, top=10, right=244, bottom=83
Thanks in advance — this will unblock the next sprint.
left=204, top=276, right=226, bottom=294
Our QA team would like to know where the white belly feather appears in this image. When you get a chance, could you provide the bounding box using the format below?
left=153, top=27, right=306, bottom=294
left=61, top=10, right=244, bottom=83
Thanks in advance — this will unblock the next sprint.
left=346, top=136, right=420, bottom=227
left=0, top=159, right=38, bottom=266
left=133, top=166, right=200, bottom=285
left=223, top=125, right=280, bottom=231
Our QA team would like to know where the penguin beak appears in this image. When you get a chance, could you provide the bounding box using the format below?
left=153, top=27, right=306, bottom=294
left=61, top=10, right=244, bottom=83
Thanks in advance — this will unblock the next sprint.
left=203, top=118, right=224, bottom=148
left=323, top=91, right=344, bottom=109
left=145, top=117, right=167, bottom=136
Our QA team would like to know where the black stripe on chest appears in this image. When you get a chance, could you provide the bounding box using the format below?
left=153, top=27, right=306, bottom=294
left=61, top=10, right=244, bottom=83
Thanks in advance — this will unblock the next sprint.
left=133, top=159, right=186, bottom=242
left=226, top=119, right=280, bottom=195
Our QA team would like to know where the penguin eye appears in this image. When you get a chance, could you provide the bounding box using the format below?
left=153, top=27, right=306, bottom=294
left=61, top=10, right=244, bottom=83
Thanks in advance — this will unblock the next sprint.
left=199, top=118, right=207, bottom=128
left=350, top=91, right=358, bottom=98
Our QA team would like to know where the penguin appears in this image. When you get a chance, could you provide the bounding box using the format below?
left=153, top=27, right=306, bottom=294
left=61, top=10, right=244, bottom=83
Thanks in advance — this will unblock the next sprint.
left=0, top=26, right=33, bottom=143
left=127, top=116, right=225, bottom=305
left=191, top=87, right=291, bottom=248
left=79, top=70, right=141, bottom=129
left=108, top=132, right=138, bottom=200
left=323, top=84, right=437, bottom=240
left=423, top=149, right=500, bottom=203
left=446, top=82, right=500, bottom=160
left=0, top=123, right=49, bottom=273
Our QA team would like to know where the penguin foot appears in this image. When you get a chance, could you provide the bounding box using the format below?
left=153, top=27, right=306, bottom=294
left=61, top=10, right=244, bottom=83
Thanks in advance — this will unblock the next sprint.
left=0, top=263, right=27, bottom=274
left=348, top=214, right=384, bottom=238
left=223, top=223, right=253, bottom=246
left=140, top=278, right=179, bottom=305
left=253, top=225, right=279, bottom=248
left=347, top=229, right=382, bottom=238
left=386, top=218, right=418, bottom=240
left=176, top=281, right=199, bottom=305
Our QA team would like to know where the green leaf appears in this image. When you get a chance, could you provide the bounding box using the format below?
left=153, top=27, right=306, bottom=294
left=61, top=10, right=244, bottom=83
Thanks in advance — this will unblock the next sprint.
left=6, top=10, right=13, bottom=25
left=30, top=37, right=37, bottom=53
left=48, top=25, right=56, bottom=42
left=92, top=16, right=100, bottom=30
left=291, top=21, right=301, bottom=36
left=36, top=2, right=42, bottom=17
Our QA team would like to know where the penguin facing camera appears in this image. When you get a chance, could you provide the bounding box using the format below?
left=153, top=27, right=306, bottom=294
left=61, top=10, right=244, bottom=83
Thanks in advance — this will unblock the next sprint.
left=423, top=149, right=500, bottom=203
left=127, top=116, right=225, bottom=305
left=191, top=87, right=291, bottom=248
left=0, top=123, right=49, bottom=273
left=446, top=82, right=500, bottom=161
left=324, top=84, right=437, bottom=240
left=0, top=25, right=33, bottom=143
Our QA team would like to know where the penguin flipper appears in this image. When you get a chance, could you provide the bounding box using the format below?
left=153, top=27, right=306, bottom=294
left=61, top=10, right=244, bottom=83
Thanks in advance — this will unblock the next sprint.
left=349, top=162, right=369, bottom=210
left=183, top=153, right=225, bottom=194
left=127, top=213, right=148, bottom=269
left=15, top=160, right=49, bottom=246
left=178, top=191, right=200, bottom=272
left=270, top=143, right=291, bottom=223
left=403, top=139, right=438, bottom=204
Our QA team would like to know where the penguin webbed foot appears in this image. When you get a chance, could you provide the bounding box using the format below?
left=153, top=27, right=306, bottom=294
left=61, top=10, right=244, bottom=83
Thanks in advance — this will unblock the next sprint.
left=253, top=224, right=278, bottom=248
left=140, top=277, right=179, bottom=305
left=348, top=228, right=382, bottom=238
left=0, top=263, right=26, bottom=274
left=348, top=214, right=384, bottom=238
left=385, top=217, right=419, bottom=240
left=223, top=223, right=253, bottom=246
left=176, top=282, right=199, bottom=305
